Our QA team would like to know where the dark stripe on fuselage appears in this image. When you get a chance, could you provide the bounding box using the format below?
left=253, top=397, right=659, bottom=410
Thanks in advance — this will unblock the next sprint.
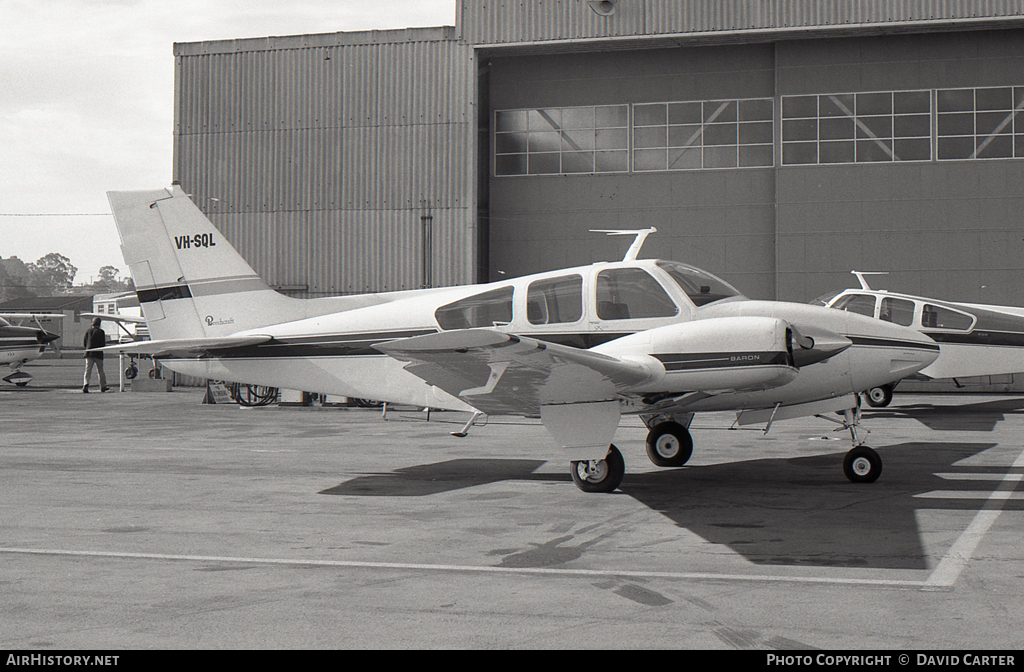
left=654, top=351, right=791, bottom=371
left=208, top=329, right=439, bottom=359
left=848, top=336, right=940, bottom=351
left=137, top=284, right=192, bottom=304
left=924, top=330, right=1024, bottom=347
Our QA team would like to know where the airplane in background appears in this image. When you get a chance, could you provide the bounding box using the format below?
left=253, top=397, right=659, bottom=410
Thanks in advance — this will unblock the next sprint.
left=814, top=271, right=1024, bottom=407
left=95, top=185, right=940, bottom=492
left=0, top=313, right=62, bottom=386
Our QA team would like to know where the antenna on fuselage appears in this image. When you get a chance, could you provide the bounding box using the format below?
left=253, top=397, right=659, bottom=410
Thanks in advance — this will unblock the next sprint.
left=590, top=227, right=657, bottom=261
left=851, top=270, right=889, bottom=291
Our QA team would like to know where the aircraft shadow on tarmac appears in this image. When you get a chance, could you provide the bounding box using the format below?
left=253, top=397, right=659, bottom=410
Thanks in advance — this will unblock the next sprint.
left=866, top=396, right=1024, bottom=431
left=322, top=441, right=1019, bottom=570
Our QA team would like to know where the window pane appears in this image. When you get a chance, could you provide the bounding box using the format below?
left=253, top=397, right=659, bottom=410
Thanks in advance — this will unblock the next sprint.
left=562, top=151, right=595, bottom=173
left=894, top=138, right=931, bottom=161
left=704, top=145, right=738, bottom=168
left=561, top=129, right=595, bottom=151
left=834, top=294, right=876, bottom=317
left=856, top=139, right=894, bottom=162
left=634, top=126, right=668, bottom=149
left=657, top=260, right=743, bottom=306
left=976, top=111, right=1013, bottom=136
left=668, top=124, right=703, bottom=147
left=819, top=117, right=855, bottom=140
left=704, top=100, right=736, bottom=123
left=922, top=304, right=974, bottom=330
left=880, top=298, right=915, bottom=326
left=596, top=128, right=627, bottom=150
left=634, top=104, right=667, bottom=126
left=560, top=107, right=594, bottom=129
left=976, top=135, right=1013, bottom=159
left=937, top=112, right=974, bottom=136
left=668, top=146, right=702, bottom=169
left=783, top=95, right=818, bottom=118
left=668, top=102, right=701, bottom=124
left=739, top=144, right=774, bottom=167
left=937, top=136, right=975, bottom=160
left=495, top=154, right=527, bottom=176
left=739, top=121, right=773, bottom=144
left=783, top=118, right=817, bottom=142
left=495, top=132, right=526, bottom=154
left=856, top=116, right=892, bottom=139
left=739, top=98, right=773, bottom=121
left=597, top=268, right=678, bottom=319
left=435, top=287, right=514, bottom=330
left=633, top=148, right=668, bottom=171
left=938, top=89, right=974, bottom=112
left=894, top=114, right=930, bottom=138
left=529, top=109, right=561, bottom=130
left=495, top=110, right=528, bottom=132
left=782, top=141, right=817, bottom=164
left=596, top=105, right=628, bottom=127
left=703, top=123, right=738, bottom=146
left=820, top=94, right=854, bottom=117
left=528, top=132, right=560, bottom=153
left=528, top=152, right=560, bottom=174
left=527, top=275, right=583, bottom=325
left=819, top=140, right=855, bottom=164
left=857, top=92, right=892, bottom=116
left=595, top=150, right=628, bottom=172
left=894, top=90, right=930, bottom=114
left=976, top=87, right=1012, bottom=111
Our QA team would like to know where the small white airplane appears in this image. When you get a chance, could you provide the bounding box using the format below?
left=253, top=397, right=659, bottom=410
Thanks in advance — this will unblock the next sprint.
left=814, top=271, right=1024, bottom=407
left=95, top=185, right=941, bottom=492
left=0, top=313, right=62, bottom=386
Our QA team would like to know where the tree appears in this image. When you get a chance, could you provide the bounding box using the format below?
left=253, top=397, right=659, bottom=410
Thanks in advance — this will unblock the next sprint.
left=28, top=253, right=77, bottom=295
left=92, top=265, right=134, bottom=292
left=0, top=256, right=35, bottom=301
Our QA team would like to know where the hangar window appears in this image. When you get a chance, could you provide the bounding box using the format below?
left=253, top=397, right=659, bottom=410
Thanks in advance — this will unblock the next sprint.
left=633, top=97, right=774, bottom=171
left=782, top=90, right=931, bottom=165
left=937, top=86, right=1024, bottom=160
left=435, top=287, right=514, bottom=330
left=527, top=275, right=583, bottom=325
left=494, top=105, right=628, bottom=176
left=596, top=268, right=678, bottom=320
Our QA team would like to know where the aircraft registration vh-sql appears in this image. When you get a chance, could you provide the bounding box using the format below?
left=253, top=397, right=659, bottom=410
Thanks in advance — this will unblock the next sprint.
left=96, top=185, right=941, bottom=493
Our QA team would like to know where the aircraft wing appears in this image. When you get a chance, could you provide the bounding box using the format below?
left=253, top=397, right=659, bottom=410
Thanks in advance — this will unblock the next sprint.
left=0, top=313, right=65, bottom=320
left=375, top=328, right=654, bottom=416
left=90, top=334, right=272, bottom=358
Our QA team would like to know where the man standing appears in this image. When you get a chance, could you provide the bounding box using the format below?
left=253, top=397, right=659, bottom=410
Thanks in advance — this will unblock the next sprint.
left=82, top=317, right=109, bottom=393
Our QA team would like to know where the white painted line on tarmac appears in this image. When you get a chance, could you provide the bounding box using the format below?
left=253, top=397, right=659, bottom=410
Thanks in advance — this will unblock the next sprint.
left=915, top=491, right=1024, bottom=500
left=924, top=450, right=1024, bottom=588
left=0, top=546, right=928, bottom=588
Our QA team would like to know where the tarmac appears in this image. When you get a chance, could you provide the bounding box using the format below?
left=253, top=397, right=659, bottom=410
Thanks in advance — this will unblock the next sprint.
left=1, top=358, right=1023, bottom=650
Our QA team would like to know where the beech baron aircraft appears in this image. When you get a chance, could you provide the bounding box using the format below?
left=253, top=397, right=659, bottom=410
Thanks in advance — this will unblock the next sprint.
left=1, top=314, right=61, bottom=386
left=96, top=185, right=941, bottom=492
left=816, top=272, right=1024, bottom=407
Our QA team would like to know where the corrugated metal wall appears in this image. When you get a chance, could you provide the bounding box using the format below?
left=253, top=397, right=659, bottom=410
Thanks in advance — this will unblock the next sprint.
left=459, top=0, right=1024, bottom=45
left=173, top=27, right=475, bottom=296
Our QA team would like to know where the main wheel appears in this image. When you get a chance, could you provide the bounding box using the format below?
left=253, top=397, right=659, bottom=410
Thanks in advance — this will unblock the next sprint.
left=865, top=384, right=893, bottom=408
left=843, top=446, right=882, bottom=483
left=570, top=445, right=625, bottom=493
left=645, top=421, right=694, bottom=467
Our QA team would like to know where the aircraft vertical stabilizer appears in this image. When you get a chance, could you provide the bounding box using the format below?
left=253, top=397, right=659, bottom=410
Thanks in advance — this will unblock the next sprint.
left=106, top=185, right=306, bottom=341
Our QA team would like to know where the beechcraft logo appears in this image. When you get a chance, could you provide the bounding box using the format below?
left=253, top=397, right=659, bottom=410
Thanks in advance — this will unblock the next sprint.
left=205, top=316, right=235, bottom=327
left=175, top=234, right=217, bottom=250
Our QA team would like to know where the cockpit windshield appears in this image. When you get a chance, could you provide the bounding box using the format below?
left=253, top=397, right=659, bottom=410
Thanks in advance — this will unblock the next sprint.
left=655, top=261, right=744, bottom=306
left=809, top=290, right=842, bottom=307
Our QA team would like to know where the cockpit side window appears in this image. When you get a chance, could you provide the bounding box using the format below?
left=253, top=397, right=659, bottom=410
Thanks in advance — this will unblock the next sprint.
left=921, top=304, right=974, bottom=330
left=879, top=297, right=915, bottom=326
left=596, top=268, right=678, bottom=320
left=527, top=275, right=583, bottom=325
left=655, top=261, right=743, bottom=306
left=435, top=286, right=514, bottom=330
left=833, top=293, right=876, bottom=318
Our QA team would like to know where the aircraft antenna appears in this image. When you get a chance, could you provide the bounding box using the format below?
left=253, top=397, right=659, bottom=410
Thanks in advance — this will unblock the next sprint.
left=590, top=227, right=657, bottom=261
left=850, top=270, right=888, bottom=291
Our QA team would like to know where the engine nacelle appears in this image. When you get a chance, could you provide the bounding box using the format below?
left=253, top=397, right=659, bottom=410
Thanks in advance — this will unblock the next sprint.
left=594, top=316, right=801, bottom=393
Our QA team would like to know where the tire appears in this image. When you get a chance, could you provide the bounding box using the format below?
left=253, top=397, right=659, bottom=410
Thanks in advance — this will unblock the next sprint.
left=865, top=384, right=893, bottom=408
left=645, top=421, right=694, bottom=467
left=124, top=365, right=138, bottom=380
left=570, top=445, right=625, bottom=493
left=843, top=446, right=882, bottom=483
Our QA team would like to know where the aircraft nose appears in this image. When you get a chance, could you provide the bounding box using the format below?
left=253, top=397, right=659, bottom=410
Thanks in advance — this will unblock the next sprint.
left=37, top=330, right=60, bottom=344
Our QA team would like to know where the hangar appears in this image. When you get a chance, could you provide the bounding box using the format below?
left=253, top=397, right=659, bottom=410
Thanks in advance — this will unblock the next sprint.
left=172, top=0, right=1024, bottom=310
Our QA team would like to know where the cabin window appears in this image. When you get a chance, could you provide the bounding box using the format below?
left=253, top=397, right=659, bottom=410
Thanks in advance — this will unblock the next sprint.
left=596, top=268, right=678, bottom=320
left=879, top=297, right=915, bottom=326
left=833, top=293, right=876, bottom=317
left=656, top=260, right=743, bottom=306
left=921, top=304, right=974, bottom=330
left=527, top=275, right=583, bottom=325
left=435, top=287, right=514, bottom=330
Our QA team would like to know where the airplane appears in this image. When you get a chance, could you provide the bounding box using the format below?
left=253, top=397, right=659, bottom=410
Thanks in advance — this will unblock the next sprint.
left=0, top=313, right=62, bottom=386
left=94, top=185, right=940, bottom=492
left=814, top=271, right=1024, bottom=407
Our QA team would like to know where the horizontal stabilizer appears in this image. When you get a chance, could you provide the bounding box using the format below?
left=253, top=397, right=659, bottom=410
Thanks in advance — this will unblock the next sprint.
left=81, top=312, right=147, bottom=324
left=90, top=334, right=273, bottom=358
left=375, top=328, right=655, bottom=416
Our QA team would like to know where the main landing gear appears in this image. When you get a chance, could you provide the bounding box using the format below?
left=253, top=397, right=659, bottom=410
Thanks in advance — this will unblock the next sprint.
left=570, top=445, right=625, bottom=493
left=818, top=405, right=883, bottom=483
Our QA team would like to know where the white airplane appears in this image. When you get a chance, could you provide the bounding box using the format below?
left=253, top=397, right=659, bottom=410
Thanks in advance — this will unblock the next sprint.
left=95, top=185, right=940, bottom=492
left=0, top=313, right=62, bottom=386
left=814, top=271, right=1024, bottom=407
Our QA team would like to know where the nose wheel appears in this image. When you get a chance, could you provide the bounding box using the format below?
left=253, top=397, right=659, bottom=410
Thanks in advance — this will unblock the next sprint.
left=570, top=445, right=625, bottom=493
left=843, top=445, right=882, bottom=483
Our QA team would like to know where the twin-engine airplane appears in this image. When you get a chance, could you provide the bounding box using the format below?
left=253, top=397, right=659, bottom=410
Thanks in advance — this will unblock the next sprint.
left=96, top=185, right=940, bottom=492
left=815, top=272, right=1024, bottom=407
left=0, top=313, right=62, bottom=386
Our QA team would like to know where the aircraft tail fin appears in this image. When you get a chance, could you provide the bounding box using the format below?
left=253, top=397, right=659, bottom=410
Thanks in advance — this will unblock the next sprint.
left=106, top=185, right=305, bottom=341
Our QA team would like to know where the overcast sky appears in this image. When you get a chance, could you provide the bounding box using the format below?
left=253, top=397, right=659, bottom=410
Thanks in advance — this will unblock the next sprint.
left=0, top=0, right=456, bottom=285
